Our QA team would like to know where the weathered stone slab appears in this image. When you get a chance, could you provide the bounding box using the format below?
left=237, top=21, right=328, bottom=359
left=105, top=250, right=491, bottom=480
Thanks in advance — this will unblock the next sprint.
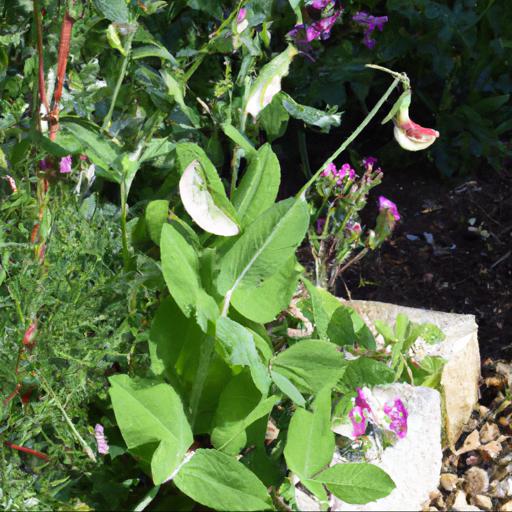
left=331, top=383, right=442, bottom=511
left=345, top=300, right=480, bottom=448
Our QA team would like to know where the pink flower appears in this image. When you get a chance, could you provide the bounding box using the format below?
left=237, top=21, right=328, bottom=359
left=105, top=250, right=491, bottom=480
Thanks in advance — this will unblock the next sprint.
left=362, top=156, right=378, bottom=170
left=310, top=0, right=335, bottom=9
left=393, top=91, right=440, bottom=151
left=237, top=7, right=247, bottom=22
left=384, top=399, right=408, bottom=439
left=59, top=155, right=72, bottom=174
left=378, top=196, right=400, bottom=221
left=94, top=424, right=109, bottom=455
left=355, top=387, right=371, bottom=412
left=4, top=175, right=17, bottom=193
left=321, top=162, right=337, bottom=177
left=336, top=163, right=356, bottom=184
left=347, top=221, right=362, bottom=234
left=288, top=5, right=343, bottom=44
left=349, top=405, right=367, bottom=437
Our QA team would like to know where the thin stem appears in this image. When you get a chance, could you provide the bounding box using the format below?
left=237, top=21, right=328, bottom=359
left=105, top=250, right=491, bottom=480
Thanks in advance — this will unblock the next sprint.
left=39, top=373, right=97, bottom=462
left=102, top=30, right=136, bottom=131
left=4, top=441, right=49, bottom=461
left=296, top=77, right=400, bottom=198
left=328, top=247, right=368, bottom=289
left=365, top=64, right=410, bottom=88
left=120, top=182, right=130, bottom=270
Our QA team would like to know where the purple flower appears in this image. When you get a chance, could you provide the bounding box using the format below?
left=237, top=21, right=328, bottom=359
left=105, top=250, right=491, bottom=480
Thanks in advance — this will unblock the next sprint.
left=352, top=11, right=388, bottom=49
left=355, top=387, right=371, bottom=412
left=384, top=399, right=408, bottom=439
left=337, top=163, right=356, bottom=183
left=288, top=6, right=342, bottom=45
left=310, top=0, right=335, bottom=9
left=321, top=162, right=337, bottom=177
left=94, top=424, right=109, bottom=455
left=59, top=155, right=72, bottom=174
left=39, top=158, right=51, bottom=171
left=378, top=196, right=400, bottom=221
left=363, top=156, right=378, bottom=170
left=349, top=405, right=367, bottom=437
left=316, top=217, right=326, bottom=234
left=237, top=7, right=247, bottom=23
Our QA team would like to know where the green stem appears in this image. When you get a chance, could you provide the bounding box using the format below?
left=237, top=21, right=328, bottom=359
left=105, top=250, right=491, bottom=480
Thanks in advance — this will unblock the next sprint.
left=102, top=29, right=136, bottom=132
left=229, top=111, right=248, bottom=197
left=296, top=77, right=400, bottom=198
left=120, top=181, right=130, bottom=270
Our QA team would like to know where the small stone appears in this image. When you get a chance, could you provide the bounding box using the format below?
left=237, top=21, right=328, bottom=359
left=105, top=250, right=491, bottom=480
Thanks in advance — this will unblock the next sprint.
left=494, top=477, right=512, bottom=498
left=479, top=405, right=490, bottom=417
left=441, top=473, right=459, bottom=492
left=451, top=490, right=481, bottom=511
left=457, top=430, right=481, bottom=455
left=480, top=422, right=500, bottom=444
left=464, top=467, right=489, bottom=495
left=480, top=439, right=503, bottom=460
left=429, top=489, right=441, bottom=501
left=471, top=495, right=492, bottom=510
left=501, top=500, right=512, bottom=512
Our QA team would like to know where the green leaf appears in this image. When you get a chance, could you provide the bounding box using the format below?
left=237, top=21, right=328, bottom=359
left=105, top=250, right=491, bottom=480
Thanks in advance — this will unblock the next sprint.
left=272, top=339, right=345, bottom=394
left=233, top=143, right=281, bottom=227
left=281, top=93, right=342, bottom=132
left=145, top=200, right=169, bottom=245
left=217, top=198, right=309, bottom=297
left=381, top=89, right=410, bottom=125
left=374, top=320, right=396, bottom=343
left=215, top=317, right=271, bottom=394
left=174, top=449, right=272, bottom=511
left=394, top=313, right=410, bottom=341
left=221, top=123, right=256, bottom=156
left=342, top=357, right=394, bottom=389
left=232, top=257, right=302, bottom=323
left=132, top=45, right=177, bottom=64
left=109, top=375, right=193, bottom=485
left=418, top=323, right=445, bottom=344
left=270, top=370, right=306, bottom=406
left=284, top=387, right=334, bottom=479
left=176, top=143, right=239, bottom=236
left=185, top=0, right=223, bottom=18
left=161, top=70, right=199, bottom=126
left=106, top=23, right=126, bottom=55
left=259, top=95, right=289, bottom=142
left=313, top=463, right=395, bottom=504
left=211, top=372, right=278, bottom=455
left=160, top=223, right=201, bottom=317
left=93, top=0, right=130, bottom=23
left=245, top=45, right=298, bottom=118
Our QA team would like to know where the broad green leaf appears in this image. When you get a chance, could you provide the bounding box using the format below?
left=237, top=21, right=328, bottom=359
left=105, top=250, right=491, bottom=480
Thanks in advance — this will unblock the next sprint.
left=221, top=123, right=256, bottom=156
left=215, top=317, right=270, bottom=394
left=245, top=45, right=298, bottom=118
left=281, top=93, right=342, bottom=132
left=176, top=143, right=239, bottom=236
left=139, top=138, right=175, bottom=164
left=161, top=70, right=199, bottom=126
left=62, top=121, right=121, bottom=181
left=233, top=143, right=281, bottom=227
left=232, top=257, right=302, bottom=323
left=211, top=372, right=278, bottom=455
left=342, top=357, right=394, bottom=389
left=132, top=45, right=177, bottom=64
left=93, top=0, right=130, bottom=23
left=272, top=339, right=345, bottom=394
left=284, top=387, right=334, bottom=479
left=303, top=280, right=375, bottom=349
left=160, top=223, right=201, bottom=317
left=259, top=95, right=289, bottom=141
left=174, top=449, right=272, bottom=511
left=217, top=198, right=309, bottom=297
left=109, top=375, right=193, bottom=485
left=270, top=370, right=306, bottom=406
left=185, top=0, right=223, bottom=18
left=145, top=200, right=169, bottom=245
left=314, top=463, right=395, bottom=504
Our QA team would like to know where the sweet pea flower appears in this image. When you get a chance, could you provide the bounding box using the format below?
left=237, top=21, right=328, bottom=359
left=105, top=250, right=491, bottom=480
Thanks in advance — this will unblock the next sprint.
left=384, top=398, right=408, bottom=439
left=59, top=155, right=72, bottom=174
left=352, top=11, right=388, bottom=49
left=94, top=424, right=109, bottom=455
left=349, top=405, right=367, bottom=437
left=378, top=196, right=400, bottom=221
left=393, top=91, right=440, bottom=151
left=288, top=5, right=343, bottom=44
left=236, top=8, right=249, bottom=33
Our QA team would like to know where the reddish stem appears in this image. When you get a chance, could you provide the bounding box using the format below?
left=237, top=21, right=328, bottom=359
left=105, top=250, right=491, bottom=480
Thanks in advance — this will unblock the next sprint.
left=4, top=441, right=49, bottom=461
left=3, top=383, right=22, bottom=405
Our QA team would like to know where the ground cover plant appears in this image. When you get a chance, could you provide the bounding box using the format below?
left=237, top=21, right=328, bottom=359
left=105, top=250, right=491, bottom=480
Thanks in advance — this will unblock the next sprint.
left=2, top=0, right=504, bottom=510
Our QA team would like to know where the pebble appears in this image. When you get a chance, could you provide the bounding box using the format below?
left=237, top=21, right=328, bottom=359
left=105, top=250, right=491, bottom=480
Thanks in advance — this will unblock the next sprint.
left=471, top=495, right=492, bottom=510
left=494, top=477, right=512, bottom=498
left=501, top=500, right=512, bottom=512
left=464, top=467, right=489, bottom=495
left=480, top=422, right=500, bottom=444
left=452, top=490, right=481, bottom=511
left=441, top=472, right=459, bottom=492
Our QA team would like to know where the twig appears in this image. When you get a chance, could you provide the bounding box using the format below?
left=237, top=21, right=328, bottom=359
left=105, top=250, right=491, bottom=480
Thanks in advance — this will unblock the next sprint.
left=490, top=250, right=511, bottom=270
left=4, top=441, right=49, bottom=461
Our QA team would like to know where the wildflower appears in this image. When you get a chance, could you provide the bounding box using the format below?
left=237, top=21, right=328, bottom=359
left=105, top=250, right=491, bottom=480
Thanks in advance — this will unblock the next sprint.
left=362, top=156, right=378, bottom=171
left=235, top=8, right=248, bottom=33
left=355, top=387, right=371, bottom=412
left=94, top=424, right=109, bottom=455
left=288, top=5, right=343, bottom=44
left=384, top=398, right=408, bottom=439
left=316, top=217, right=326, bottom=234
left=349, top=405, right=368, bottom=437
left=378, top=196, right=400, bottom=222
left=352, top=11, right=388, bottom=49
left=39, top=158, right=51, bottom=171
left=310, top=0, right=335, bottom=9
left=393, top=99, right=440, bottom=152
left=337, top=163, right=356, bottom=182
left=321, top=162, right=337, bottom=177
left=59, top=155, right=72, bottom=174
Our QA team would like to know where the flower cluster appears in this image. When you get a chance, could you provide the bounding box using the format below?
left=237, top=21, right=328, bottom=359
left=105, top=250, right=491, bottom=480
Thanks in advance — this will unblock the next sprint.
left=378, top=196, right=400, bottom=222
left=352, top=11, right=388, bottom=49
left=348, top=387, right=408, bottom=440
left=39, top=155, right=73, bottom=174
left=320, top=162, right=356, bottom=185
left=94, top=424, right=109, bottom=455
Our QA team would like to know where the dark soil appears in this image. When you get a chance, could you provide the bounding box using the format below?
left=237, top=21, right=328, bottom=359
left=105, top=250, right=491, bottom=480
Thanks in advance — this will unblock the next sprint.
left=339, top=166, right=512, bottom=359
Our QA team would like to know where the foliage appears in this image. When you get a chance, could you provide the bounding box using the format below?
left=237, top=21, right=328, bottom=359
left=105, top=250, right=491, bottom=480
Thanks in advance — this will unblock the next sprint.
left=0, top=0, right=455, bottom=510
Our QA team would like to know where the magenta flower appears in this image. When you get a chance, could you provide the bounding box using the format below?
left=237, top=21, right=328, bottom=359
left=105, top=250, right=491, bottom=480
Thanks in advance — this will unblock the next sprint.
left=347, top=221, right=362, bottom=234
left=349, top=405, right=367, bottom=437
left=94, top=424, right=109, bottom=455
left=288, top=5, right=343, bottom=44
left=355, top=387, right=371, bottom=412
left=378, top=196, right=400, bottom=221
left=310, top=0, right=335, bottom=9
left=59, top=155, right=72, bottom=174
left=384, top=399, right=408, bottom=439
left=237, top=7, right=247, bottom=22
left=321, top=162, right=337, bottom=177
left=362, top=156, right=378, bottom=171
left=352, top=11, right=388, bottom=49
left=337, top=163, right=356, bottom=184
